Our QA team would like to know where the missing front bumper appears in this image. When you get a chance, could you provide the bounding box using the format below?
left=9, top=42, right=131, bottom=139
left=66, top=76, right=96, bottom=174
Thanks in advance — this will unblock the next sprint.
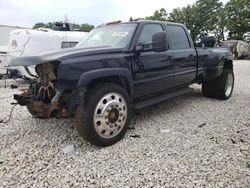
left=14, top=93, right=34, bottom=106
left=14, top=93, right=69, bottom=118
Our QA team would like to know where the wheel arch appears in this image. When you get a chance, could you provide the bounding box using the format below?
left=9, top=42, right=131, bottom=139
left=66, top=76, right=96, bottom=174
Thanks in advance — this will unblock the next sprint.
left=76, top=68, right=134, bottom=98
left=203, top=58, right=233, bottom=82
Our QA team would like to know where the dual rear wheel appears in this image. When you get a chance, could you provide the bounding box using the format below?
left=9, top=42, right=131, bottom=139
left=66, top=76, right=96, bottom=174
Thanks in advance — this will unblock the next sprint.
left=202, top=69, right=234, bottom=100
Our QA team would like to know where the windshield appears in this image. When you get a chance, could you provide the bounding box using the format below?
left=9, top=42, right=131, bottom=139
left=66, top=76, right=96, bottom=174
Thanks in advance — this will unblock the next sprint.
left=76, top=23, right=137, bottom=48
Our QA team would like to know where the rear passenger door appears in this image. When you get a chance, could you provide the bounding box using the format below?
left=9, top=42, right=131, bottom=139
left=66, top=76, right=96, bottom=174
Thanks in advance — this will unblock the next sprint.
left=166, top=25, right=197, bottom=87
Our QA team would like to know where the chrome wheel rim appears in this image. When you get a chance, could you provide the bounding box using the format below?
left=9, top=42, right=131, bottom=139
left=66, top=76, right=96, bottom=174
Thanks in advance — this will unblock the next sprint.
left=93, top=92, right=127, bottom=139
left=225, top=73, right=234, bottom=97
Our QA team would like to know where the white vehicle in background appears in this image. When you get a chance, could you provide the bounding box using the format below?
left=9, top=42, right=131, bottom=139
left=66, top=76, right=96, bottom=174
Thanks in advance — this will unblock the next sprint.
left=5, top=22, right=88, bottom=78
left=0, top=46, right=7, bottom=70
left=0, top=25, right=26, bottom=72
left=221, top=40, right=250, bottom=59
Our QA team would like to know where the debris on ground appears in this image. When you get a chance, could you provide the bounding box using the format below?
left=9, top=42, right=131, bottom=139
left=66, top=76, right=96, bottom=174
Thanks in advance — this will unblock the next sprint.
left=0, top=60, right=249, bottom=187
left=62, top=144, right=75, bottom=154
left=160, top=128, right=171, bottom=134
left=198, top=123, right=207, bottom=128
left=246, top=163, right=250, bottom=169
left=231, top=138, right=236, bottom=144
left=128, top=126, right=135, bottom=130
left=130, top=134, right=141, bottom=138
left=10, top=84, right=18, bottom=89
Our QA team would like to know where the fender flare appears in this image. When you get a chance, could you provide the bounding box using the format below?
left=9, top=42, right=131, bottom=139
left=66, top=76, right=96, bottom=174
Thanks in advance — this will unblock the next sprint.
left=76, top=68, right=134, bottom=97
left=203, top=57, right=233, bottom=82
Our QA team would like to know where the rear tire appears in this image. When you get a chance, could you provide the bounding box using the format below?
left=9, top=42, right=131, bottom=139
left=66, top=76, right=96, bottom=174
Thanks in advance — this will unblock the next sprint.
left=75, top=83, right=132, bottom=147
left=202, top=69, right=234, bottom=100
left=202, top=81, right=215, bottom=98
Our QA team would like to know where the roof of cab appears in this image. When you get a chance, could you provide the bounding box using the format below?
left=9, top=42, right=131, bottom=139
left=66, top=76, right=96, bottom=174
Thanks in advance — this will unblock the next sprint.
left=122, top=19, right=186, bottom=27
left=99, top=19, right=186, bottom=28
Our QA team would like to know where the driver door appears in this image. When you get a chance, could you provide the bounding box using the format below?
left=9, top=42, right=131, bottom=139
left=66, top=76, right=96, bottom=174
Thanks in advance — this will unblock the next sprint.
left=132, top=24, right=174, bottom=98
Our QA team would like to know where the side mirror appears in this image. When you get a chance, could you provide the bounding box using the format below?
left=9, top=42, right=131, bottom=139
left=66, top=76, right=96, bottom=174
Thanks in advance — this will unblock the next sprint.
left=135, top=44, right=144, bottom=52
left=152, top=32, right=168, bottom=52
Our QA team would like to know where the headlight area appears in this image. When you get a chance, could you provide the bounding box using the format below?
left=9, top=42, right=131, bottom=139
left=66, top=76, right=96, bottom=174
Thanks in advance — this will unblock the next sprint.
left=14, top=62, right=69, bottom=118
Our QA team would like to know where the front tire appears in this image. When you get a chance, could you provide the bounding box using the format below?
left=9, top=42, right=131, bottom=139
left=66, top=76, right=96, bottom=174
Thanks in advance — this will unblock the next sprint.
left=202, top=69, right=234, bottom=100
left=26, top=102, right=37, bottom=116
left=75, top=83, right=132, bottom=147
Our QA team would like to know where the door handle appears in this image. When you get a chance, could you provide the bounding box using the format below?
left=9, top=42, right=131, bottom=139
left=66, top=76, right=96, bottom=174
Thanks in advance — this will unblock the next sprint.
left=167, top=55, right=173, bottom=60
left=135, top=74, right=146, bottom=79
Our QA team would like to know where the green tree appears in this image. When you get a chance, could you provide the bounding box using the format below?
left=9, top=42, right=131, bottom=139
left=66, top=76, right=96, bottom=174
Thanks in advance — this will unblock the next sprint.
left=72, top=23, right=94, bottom=32
left=146, top=8, right=168, bottom=21
left=168, top=5, right=199, bottom=40
left=33, top=22, right=55, bottom=29
left=45, top=22, right=55, bottom=29
left=33, top=22, right=46, bottom=29
left=190, top=0, right=226, bottom=42
left=147, top=0, right=227, bottom=42
left=212, top=8, right=227, bottom=42
left=33, top=22, right=94, bottom=32
left=225, top=0, right=250, bottom=40
left=194, top=0, right=223, bottom=35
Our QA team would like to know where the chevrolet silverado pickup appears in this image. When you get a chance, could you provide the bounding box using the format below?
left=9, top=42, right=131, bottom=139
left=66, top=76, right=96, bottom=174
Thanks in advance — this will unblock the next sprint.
left=10, top=20, right=234, bottom=146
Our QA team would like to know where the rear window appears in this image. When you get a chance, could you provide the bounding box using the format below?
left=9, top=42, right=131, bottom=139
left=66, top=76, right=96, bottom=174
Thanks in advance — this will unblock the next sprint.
left=167, top=25, right=190, bottom=50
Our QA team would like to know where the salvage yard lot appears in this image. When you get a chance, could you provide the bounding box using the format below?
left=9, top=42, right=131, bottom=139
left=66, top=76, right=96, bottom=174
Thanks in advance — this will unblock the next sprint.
left=0, top=60, right=249, bottom=187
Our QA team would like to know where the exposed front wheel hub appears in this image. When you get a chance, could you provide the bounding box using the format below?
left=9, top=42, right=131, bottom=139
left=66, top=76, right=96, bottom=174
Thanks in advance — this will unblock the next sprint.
left=93, top=92, right=127, bottom=139
left=108, top=108, right=119, bottom=123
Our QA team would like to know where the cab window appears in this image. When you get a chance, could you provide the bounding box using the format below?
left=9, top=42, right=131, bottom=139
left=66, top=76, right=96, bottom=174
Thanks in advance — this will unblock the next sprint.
left=167, top=25, right=190, bottom=50
left=138, top=24, right=164, bottom=50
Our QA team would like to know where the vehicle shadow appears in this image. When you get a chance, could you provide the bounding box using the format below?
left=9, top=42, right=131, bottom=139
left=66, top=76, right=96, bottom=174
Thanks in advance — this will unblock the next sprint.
left=133, top=87, right=203, bottom=119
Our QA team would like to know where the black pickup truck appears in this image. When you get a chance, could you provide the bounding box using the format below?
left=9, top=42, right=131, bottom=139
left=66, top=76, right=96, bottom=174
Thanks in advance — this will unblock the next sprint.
left=10, top=20, right=234, bottom=146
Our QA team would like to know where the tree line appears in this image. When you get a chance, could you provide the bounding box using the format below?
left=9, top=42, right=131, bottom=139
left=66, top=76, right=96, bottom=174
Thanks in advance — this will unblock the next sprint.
left=146, top=0, right=250, bottom=42
left=32, top=0, right=249, bottom=42
left=33, top=22, right=94, bottom=32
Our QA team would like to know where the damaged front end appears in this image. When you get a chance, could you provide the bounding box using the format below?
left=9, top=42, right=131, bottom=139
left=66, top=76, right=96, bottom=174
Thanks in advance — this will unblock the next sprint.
left=14, top=62, right=69, bottom=118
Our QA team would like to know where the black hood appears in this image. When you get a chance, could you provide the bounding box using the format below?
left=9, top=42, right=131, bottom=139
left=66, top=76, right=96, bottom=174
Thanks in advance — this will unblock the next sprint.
left=8, top=46, right=123, bottom=67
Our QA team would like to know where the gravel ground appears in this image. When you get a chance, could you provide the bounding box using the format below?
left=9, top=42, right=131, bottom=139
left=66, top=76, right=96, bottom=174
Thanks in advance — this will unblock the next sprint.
left=0, top=60, right=249, bottom=187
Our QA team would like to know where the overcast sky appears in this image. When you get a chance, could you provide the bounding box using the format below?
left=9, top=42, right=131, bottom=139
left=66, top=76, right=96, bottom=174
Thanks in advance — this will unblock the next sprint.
left=0, top=0, right=229, bottom=28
